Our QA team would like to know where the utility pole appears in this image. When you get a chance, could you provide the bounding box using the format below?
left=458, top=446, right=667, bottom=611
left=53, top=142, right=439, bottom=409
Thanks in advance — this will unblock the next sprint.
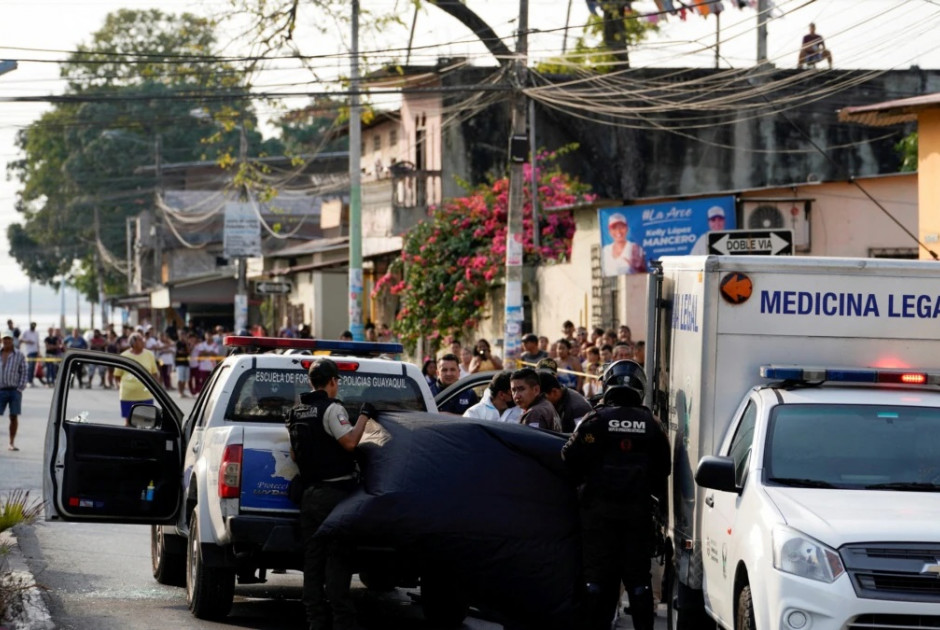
left=234, top=126, right=249, bottom=334
left=348, top=0, right=364, bottom=340
left=504, top=0, right=529, bottom=368
left=757, top=0, right=769, bottom=64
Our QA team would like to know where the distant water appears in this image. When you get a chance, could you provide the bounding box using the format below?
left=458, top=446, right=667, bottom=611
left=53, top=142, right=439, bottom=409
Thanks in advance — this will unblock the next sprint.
left=4, top=310, right=115, bottom=333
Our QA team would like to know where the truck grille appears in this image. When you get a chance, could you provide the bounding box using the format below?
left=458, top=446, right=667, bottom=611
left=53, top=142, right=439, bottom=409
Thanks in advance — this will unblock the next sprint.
left=847, top=614, right=940, bottom=629
left=841, top=543, right=940, bottom=603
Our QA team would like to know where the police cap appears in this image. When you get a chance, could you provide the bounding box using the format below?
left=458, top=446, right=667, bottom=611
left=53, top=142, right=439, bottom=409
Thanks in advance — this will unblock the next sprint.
left=308, top=358, right=339, bottom=386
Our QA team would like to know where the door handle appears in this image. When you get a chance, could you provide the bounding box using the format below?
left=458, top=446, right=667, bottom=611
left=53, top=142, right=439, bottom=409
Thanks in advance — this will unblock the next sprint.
left=705, top=494, right=714, bottom=507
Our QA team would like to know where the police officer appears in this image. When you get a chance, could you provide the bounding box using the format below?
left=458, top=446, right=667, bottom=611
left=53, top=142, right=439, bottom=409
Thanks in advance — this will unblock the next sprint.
left=561, top=360, right=670, bottom=630
left=287, top=358, right=376, bottom=630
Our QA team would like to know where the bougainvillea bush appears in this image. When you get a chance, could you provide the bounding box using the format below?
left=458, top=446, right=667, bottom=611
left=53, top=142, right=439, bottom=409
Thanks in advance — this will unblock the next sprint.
left=373, top=150, right=596, bottom=349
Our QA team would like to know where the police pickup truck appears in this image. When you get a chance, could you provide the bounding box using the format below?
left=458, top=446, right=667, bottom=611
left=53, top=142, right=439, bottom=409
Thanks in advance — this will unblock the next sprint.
left=42, top=336, right=437, bottom=621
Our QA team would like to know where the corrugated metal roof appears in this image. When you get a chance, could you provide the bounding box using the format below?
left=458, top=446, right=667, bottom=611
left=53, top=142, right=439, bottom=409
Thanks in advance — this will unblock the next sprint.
left=838, top=92, right=940, bottom=126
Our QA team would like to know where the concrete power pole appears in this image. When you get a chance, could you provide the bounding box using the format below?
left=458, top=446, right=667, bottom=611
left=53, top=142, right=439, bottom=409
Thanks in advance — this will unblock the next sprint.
left=757, top=0, right=769, bottom=64
left=348, top=0, right=364, bottom=340
left=503, top=0, right=529, bottom=369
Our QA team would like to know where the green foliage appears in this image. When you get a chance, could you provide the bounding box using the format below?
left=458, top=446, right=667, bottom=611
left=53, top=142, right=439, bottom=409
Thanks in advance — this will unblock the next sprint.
left=373, top=151, right=595, bottom=350
left=6, top=10, right=273, bottom=300
left=896, top=132, right=918, bottom=172
left=0, top=490, right=43, bottom=532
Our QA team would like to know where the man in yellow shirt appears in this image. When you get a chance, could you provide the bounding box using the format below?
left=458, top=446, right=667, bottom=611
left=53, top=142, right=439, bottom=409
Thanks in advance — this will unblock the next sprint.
left=113, top=332, right=159, bottom=424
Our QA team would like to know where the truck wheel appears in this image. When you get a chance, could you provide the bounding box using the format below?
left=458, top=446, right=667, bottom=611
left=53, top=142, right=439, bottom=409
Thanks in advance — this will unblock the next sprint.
left=420, top=576, right=469, bottom=628
left=186, top=509, right=235, bottom=620
left=736, top=584, right=756, bottom=630
left=151, top=525, right=185, bottom=587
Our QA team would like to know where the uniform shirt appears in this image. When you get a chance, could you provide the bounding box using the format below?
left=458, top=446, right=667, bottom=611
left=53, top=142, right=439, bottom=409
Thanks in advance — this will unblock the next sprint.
left=114, top=349, right=159, bottom=401
left=437, top=381, right=479, bottom=415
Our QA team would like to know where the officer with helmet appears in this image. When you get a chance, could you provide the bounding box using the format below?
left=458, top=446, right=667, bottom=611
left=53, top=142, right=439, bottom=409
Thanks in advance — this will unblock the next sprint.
left=561, top=360, right=670, bottom=630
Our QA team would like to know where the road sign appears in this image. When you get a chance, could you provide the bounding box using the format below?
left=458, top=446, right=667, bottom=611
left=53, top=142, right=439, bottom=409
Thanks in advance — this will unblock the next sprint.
left=708, top=229, right=793, bottom=256
left=255, top=281, right=292, bottom=295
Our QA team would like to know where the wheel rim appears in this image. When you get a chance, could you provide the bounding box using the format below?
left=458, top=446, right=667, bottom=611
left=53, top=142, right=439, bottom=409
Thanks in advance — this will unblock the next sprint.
left=187, top=516, right=198, bottom=602
left=151, top=526, right=162, bottom=571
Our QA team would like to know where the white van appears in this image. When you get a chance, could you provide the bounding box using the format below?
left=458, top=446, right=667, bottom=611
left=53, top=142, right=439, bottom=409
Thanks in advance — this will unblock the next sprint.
left=645, top=255, right=940, bottom=630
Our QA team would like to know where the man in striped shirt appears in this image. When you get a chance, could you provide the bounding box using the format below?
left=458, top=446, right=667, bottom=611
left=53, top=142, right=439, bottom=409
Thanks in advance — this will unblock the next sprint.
left=0, top=331, right=29, bottom=451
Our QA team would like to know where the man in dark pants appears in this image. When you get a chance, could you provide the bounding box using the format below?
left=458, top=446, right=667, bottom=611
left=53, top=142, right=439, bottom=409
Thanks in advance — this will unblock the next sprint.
left=287, top=358, right=375, bottom=630
left=561, top=360, right=670, bottom=630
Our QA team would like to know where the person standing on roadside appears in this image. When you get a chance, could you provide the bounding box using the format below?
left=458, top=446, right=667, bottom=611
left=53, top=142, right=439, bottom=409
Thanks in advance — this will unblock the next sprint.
left=287, top=358, right=376, bottom=630
left=19, top=322, right=40, bottom=387
left=43, top=327, right=62, bottom=387
left=175, top=333, right=192, bottom=397
left=436, top=353, right=478, bottom=414
left=0, top=331, right=28, bottom=451
left=113, top=332, right=159, bottom=425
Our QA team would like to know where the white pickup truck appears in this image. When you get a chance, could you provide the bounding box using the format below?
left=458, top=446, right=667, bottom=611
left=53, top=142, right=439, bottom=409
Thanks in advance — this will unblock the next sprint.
left=42, top=336, right=439, bottom=621
left=645, top=256, right=940, bottom=630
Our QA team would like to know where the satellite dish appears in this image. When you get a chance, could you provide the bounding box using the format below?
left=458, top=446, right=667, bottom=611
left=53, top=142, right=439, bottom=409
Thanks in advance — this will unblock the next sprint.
left=747, top=204, right=785, bottom=229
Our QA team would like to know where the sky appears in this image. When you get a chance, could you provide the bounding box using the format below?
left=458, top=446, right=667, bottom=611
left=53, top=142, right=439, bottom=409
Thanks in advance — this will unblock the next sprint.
left=2, top=0, right=940, bottom=316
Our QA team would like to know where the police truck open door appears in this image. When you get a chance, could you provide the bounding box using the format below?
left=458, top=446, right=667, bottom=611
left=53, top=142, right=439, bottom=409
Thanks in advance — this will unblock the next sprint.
left=43, top=350, right=184, bottom=524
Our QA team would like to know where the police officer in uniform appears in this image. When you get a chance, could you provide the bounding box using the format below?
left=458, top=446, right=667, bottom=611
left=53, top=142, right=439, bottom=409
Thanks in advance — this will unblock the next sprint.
left=561, top=360, right=670, bottom=630
left=287, top=358, right=376, bottom=630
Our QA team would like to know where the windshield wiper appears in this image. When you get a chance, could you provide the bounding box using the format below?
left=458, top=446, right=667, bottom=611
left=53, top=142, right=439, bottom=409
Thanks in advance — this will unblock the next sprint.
left=864, top=482, right=940, bottom=491
left=768, top=477, right=835, bottom=488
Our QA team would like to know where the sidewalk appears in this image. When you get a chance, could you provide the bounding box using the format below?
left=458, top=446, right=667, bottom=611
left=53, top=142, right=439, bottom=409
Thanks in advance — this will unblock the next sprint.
left=0, top=526, right=53, bottom=630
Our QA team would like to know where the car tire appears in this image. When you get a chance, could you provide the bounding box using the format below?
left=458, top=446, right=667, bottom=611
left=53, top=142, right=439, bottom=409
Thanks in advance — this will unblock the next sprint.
left=186, top=509, right=235, bottom=620
left=151, top=525, right=186, bottom=587
left=737, top=584, right=756, bottom=630
left=420, top=576, right=469, bottom=628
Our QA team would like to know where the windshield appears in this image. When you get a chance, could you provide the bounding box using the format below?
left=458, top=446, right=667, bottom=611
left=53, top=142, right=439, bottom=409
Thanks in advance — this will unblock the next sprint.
left=225, top=367, right=428, bottom=423
left=765, top=404, right=940, bottom=490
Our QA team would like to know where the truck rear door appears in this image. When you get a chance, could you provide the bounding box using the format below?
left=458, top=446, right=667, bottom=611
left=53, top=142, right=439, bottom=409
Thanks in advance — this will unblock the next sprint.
left=44, top=350, right=184, bottom=524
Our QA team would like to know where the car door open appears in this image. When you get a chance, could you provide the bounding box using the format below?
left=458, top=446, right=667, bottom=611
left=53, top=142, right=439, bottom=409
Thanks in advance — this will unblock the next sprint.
left=44, top=349, right=184, bottom=524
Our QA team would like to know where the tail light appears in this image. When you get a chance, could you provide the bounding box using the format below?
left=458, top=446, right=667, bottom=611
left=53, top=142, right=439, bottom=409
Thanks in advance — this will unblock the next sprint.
left=219, top=444, right=243, bottom=499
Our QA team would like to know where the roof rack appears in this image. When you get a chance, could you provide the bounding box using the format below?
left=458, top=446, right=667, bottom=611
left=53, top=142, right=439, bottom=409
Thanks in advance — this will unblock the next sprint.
left=223, top=336, right=403, bottom=358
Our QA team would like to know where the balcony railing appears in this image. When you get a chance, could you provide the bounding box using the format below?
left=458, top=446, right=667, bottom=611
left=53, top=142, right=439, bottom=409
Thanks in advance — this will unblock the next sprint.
left=389, top=162, right=441, bottom=211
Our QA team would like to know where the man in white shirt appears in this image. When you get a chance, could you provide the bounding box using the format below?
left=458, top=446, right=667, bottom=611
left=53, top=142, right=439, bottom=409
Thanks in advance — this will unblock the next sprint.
left=19, top=322, right=40, bottom=387
left=690, top=205, right=727, bottom=255
left=601, top=212, right=646, bottom=276
left=463, top=371, right=522, bottom=423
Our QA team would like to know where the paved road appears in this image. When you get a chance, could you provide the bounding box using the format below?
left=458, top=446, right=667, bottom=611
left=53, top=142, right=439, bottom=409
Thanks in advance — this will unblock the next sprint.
left=2, top=381, right=666, bottom=629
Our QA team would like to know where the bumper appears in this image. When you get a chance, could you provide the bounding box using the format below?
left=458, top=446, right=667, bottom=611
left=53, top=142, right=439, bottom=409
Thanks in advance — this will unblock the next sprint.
left=225, top=514, right=302, bottom=561
left=760, top=569, right=940, bottom=630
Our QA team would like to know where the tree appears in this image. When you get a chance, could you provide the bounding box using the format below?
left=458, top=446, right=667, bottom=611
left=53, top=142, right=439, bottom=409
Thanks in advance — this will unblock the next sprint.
left=6, top=10, right=269, bottom=299
left=372, top=151, right=595, bottom=350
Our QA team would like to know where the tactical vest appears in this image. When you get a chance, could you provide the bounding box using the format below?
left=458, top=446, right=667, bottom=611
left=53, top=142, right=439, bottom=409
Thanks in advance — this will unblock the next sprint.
left=286, top=390, right=356, bottom=485
left=583, top=405, right=658, bottom=506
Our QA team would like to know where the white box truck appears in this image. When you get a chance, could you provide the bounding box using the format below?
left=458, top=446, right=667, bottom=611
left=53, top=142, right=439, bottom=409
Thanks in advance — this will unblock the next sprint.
left=645, top=255, right=940, bottom=630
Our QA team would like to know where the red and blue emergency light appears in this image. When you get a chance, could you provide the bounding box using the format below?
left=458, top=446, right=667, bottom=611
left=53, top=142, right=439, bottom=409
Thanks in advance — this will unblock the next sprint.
left=223, top=336, right=403, bottom=357
left=760, top=364, right=936, bottom=385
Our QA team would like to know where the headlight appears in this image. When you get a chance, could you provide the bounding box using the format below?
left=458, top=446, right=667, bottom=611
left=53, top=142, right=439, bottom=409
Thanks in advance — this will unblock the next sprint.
left=772, top=526, right=845, bottom=583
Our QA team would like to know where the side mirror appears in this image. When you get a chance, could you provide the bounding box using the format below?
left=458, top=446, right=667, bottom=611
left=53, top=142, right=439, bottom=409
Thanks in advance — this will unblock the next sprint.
left=128, top=404, right=161, bottom=430
left=695, top=455, right=740, bottom=494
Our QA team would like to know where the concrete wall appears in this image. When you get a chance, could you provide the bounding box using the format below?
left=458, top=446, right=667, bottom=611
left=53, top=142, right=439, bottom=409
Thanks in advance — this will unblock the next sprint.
left=526, top=174, right=919, bottom=346
left=918, top=109, right=940, bottom=259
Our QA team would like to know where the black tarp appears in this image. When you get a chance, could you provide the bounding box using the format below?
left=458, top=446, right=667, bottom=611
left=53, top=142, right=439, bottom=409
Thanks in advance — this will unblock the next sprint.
left=318, top=411, right=581, bottom=628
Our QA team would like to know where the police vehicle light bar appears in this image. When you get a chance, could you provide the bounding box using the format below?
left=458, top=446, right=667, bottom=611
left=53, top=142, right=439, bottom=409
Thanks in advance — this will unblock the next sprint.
left=223, top=336, right=403, bottom=355
left=760, top=365, right=938, bottom=385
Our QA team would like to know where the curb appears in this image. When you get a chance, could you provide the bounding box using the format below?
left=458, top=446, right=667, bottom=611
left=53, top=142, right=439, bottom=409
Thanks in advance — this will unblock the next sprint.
left=0, top=527, right=54, bottom=630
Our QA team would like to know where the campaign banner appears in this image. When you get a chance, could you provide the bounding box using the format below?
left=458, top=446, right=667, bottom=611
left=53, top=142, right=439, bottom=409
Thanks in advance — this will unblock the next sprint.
left=598, top=196, right=736, bottom=276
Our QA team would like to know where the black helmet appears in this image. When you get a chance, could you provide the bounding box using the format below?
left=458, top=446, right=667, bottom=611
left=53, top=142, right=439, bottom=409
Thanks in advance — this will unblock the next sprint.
left=601, top=360, right=647, bottom=405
